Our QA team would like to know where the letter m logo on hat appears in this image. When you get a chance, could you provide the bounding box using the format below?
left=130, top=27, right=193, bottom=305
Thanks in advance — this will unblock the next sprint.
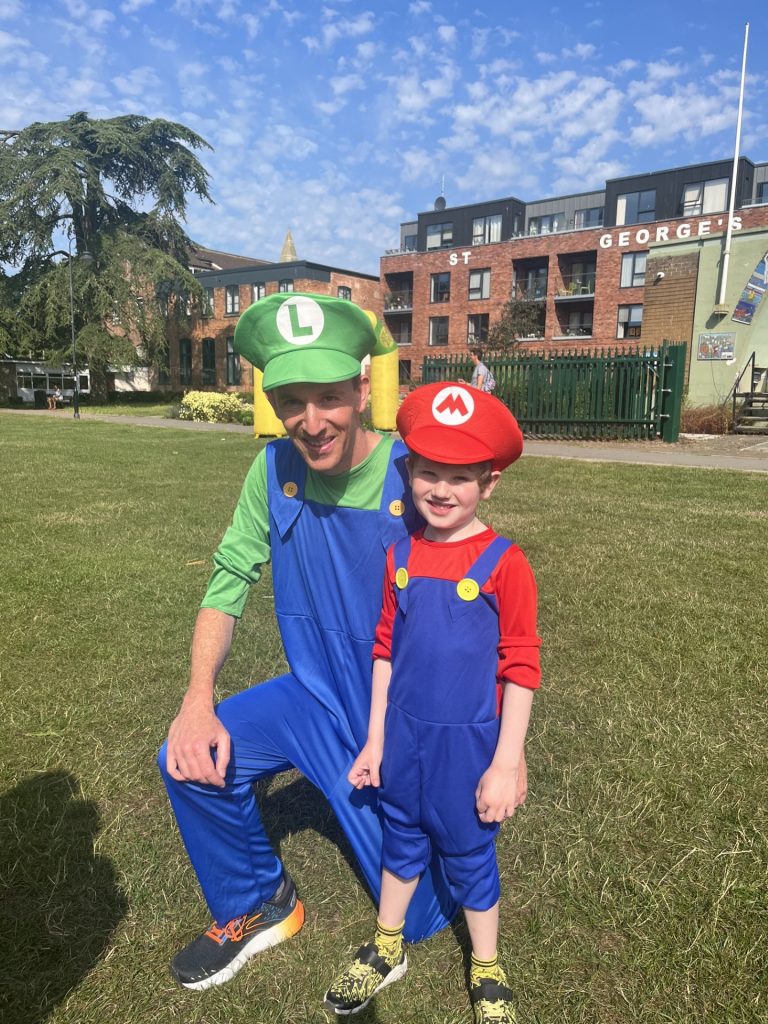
left=432, top=385, right=474, bottom=425
left=276, top=296, right=324, bottom=346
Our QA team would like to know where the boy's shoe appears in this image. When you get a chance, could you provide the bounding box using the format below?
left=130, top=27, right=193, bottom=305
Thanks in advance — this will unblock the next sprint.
left=469, top=976, right=518, bottom=1024
left=170, top=872, right=305, bottom=990
left=324, top=942, right=408, bottom=1015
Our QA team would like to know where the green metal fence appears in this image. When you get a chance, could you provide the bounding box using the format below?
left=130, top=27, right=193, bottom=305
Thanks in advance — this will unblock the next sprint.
left=421, top=344, right=686, bottom=442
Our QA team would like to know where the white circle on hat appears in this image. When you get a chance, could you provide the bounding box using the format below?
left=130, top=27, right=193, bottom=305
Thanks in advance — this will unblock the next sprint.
left=431, top=385, right=475, bottom=425
left=276, top=296, right=324, bottom=346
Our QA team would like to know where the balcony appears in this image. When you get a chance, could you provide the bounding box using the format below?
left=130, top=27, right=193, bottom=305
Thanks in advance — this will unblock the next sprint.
left=555, top=275, right=595, bottom=299
left=514, top=283, right=547, bottom=301
left=384, top=291, right=413, bottom=313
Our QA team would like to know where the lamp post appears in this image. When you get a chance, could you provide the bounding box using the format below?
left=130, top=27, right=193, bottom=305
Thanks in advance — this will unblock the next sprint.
left=56, top=239, right=93, bottom=419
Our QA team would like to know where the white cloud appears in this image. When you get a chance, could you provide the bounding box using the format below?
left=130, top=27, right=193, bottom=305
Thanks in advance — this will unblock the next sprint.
left=244, top=15, right=261, bottom=39
left=330, top=73, right=363, bottom=96
left=536, top=51, right=558, bottom=65
left=437, top=25, right=456, bottom=46
left=563, top=42, right=596, bottom=60
left=630, top=84, right=737, bottom=145
left=409, top=1, right=431, bottom=13
left=304, top=9, right=376, bottom=51
left=121, top=0, right=154, bottom=13
left=0, top=0, right=23, bottom=18
left=113, top=65, right=163, bottom=97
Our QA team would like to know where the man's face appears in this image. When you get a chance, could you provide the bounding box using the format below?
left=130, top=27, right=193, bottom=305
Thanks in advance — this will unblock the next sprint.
left=269, top=376, right=371, bottom=476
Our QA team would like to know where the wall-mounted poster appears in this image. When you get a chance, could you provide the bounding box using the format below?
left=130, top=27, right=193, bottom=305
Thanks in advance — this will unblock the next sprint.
left=697, top=333, right=736, bottom=360
left=732, top=251, right=768, bottom=325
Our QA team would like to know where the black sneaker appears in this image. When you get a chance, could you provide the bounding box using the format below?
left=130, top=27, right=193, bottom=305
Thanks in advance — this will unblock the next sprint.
left=324, top=942, right=408, bottom=1015
left=171, top=872, right=305, bottom=990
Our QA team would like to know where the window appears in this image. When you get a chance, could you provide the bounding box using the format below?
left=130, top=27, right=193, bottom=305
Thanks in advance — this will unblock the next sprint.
left=430, top=272, right=450, bottom=303
left=398, top=359, right=412, bottom=384
left=279, top=280, right=294, bottom=292
left=467, top=314, right=489, bottom=345
left=616, top=190, right=656, bottom=225
left=428, top=316, right=449, bottom=346
left=758, top=182, right=768, bottom=203
left=617, top=305, right=643, bottom=339
left=621, top=252, right=647, bottom=288
left=574, top=206, right=604, bottom=229
left=225, top=285, right=240, bottom=315
left=226, top=336, right=241, bottom=386
left=566, top=310, right=593, bottom=337
left=472, top=214, right=502, bottom=245
left=681, top=178, right=728, bottom=216
left=253, top=283, right=266, bottom=303
left=202, top=287, right=214, bottom=317
left=518, top=267, right=547, bottom=300
left=468, top=268, right=490, bottom=301
left=529, top=212, right=563, bottom=235
left=403, top=233, right=417, bottom=251
left=202, top=337, right=216, bottom=386
left=426, top=222, right=453, bottom=250
left=390, top=321, right=411, bottom=345
left=179, top=338, right=192, bottom=386
left=337, top=285, right=352, bottom=301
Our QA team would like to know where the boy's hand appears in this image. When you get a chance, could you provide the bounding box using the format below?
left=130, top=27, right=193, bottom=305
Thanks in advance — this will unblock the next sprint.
left=475, top=761, right=522, bottom=823
left=348, top=740, right=383, bottom=789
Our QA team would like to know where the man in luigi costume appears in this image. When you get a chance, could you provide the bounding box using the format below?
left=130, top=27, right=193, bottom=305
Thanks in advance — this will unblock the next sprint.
left=159, top=292, right=464, bottom=990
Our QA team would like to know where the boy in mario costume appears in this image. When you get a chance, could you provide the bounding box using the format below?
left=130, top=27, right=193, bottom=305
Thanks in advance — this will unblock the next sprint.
left=325, top=382, right=541, bottom=1023
left=159, top=294, right=463, bottom=991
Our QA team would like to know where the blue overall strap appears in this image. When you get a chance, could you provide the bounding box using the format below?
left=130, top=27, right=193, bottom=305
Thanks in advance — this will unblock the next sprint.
left=378, top=439, right=424, bottom=543
left=463, top=536, right=514, bottom=588
left=267, top=439, right=307, bottom=539
left=392, top=535, right=412, bottom=614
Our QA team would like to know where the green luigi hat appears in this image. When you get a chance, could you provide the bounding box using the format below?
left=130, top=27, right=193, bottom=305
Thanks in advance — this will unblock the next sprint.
left=234, top=292, right=379, bottom=390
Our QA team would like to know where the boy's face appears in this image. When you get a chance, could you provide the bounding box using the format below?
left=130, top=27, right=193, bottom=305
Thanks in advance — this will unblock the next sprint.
left=269, top=375, right=370, bottom=476
left=407, top=455, right=500, bottom=542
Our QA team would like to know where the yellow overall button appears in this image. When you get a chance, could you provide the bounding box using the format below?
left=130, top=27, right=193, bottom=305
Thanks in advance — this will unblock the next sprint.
left=389, top=499, right=404, bottom=517
left=282, top=481, right=298, bottom=498
left=395, top=567, right=409, bottom=590
left=457, top=578, right=479, bottom=602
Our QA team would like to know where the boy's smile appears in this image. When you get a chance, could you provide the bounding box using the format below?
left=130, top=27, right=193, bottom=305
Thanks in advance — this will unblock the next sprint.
left=408, top=455, right=500, bottom=542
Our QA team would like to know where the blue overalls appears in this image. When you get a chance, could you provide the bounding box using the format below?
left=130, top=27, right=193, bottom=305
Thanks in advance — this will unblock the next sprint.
left=378, top=534, right=513, bottom=911
left=159, top=439, right=455, bottom=939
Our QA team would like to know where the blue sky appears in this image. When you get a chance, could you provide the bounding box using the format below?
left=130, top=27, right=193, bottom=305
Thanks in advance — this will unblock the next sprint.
left=1, top=0, right=766, bottom=274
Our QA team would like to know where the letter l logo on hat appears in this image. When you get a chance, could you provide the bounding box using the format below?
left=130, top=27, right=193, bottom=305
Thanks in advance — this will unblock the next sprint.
left=276, top=296, right=324, bottom=346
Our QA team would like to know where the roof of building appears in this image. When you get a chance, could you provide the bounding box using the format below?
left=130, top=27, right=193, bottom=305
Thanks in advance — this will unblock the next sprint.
left=189, top=245, right=271, bottom=272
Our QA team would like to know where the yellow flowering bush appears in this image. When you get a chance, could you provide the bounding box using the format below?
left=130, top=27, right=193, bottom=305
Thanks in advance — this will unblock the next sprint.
left=179, top=391, right=252, bottom=424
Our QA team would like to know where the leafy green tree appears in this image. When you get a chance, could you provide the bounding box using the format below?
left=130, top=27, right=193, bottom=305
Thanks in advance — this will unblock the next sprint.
left=486, top=299, right=545, bottom=353
left=0, top=112, right=213, bottom=399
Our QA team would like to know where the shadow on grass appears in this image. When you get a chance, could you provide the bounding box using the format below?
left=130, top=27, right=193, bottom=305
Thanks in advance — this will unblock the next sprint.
left=0, top=771, right=128, bottom=1024
left=256, top=772, right=371, bottom=898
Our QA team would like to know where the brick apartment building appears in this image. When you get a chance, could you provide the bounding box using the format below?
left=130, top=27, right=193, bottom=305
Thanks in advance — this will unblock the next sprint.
left=381, top=157, right=768, bottom=395
left=163, top=248, right=380, bottom=393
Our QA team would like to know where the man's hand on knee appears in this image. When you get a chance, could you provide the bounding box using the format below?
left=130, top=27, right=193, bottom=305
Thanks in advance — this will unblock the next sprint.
left=166, top=702, right=231, bottom=787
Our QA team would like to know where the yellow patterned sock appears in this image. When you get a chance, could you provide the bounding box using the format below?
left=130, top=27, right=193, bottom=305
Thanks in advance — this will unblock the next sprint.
left=470, top=953, right=506, bottom=987
left=374, top=920, right=405, bottom=967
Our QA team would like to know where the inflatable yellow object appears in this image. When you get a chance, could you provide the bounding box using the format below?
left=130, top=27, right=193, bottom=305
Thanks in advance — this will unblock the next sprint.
left=252, top=368, right=286, bottom=437
left=364, top=311, right=399, bottom=432
left=251, top=305, right=400, bottom=436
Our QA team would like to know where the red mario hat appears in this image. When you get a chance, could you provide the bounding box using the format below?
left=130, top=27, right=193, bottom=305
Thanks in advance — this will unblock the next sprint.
left=397, top=382, right=523, bottom=471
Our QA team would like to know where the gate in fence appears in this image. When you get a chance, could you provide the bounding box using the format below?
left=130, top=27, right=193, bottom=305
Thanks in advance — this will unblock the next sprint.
left=421, top=344, right=686, bottom=442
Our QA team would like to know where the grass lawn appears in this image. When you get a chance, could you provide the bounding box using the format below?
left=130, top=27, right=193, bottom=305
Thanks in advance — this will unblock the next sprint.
left=1, top=414, right=765, bottom=1024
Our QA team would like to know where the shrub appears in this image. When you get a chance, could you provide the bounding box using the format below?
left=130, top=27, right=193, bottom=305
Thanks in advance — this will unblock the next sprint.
left=680, top=402, right=733, bottom=435
left=179, top=391, right=251, bottom=424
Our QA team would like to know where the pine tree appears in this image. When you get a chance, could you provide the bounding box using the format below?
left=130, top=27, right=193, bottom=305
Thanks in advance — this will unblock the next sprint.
left=0, top=112, right=213, bottom=399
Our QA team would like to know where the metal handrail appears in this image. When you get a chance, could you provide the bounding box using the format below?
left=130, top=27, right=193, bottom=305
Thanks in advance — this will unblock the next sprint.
left=730, top=350, right=756, bottom=424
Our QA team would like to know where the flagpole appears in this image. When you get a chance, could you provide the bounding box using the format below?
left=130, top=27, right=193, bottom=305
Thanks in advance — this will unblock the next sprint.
left=716, top=21, right=749, bottom=312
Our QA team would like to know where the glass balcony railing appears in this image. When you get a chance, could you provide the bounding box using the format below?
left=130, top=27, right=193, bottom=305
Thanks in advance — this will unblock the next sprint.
left=384, top=291, right=413, bottom=311
left=555, top=275, right=595, bottom=297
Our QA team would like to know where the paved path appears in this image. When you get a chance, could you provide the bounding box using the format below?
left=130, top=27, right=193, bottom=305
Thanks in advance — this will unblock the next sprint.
left=3, top=408, right=768, bottom=473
